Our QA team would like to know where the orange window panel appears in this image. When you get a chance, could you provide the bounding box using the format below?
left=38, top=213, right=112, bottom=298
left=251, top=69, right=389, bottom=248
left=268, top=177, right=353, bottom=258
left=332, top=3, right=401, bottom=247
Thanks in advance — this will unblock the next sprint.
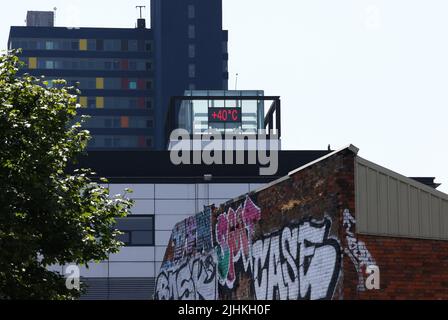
left=121, top=116, right=129, bottom=128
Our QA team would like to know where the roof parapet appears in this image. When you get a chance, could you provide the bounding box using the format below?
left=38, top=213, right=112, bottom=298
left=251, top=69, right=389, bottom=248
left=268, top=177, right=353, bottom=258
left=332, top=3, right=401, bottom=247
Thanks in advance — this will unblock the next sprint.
left=288, top=144, right=359, bottom=177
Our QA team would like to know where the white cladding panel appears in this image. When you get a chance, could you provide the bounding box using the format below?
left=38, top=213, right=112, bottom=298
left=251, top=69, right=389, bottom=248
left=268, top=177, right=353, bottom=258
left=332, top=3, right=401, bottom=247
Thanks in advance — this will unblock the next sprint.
left=109, top=247, right=154, bottom=262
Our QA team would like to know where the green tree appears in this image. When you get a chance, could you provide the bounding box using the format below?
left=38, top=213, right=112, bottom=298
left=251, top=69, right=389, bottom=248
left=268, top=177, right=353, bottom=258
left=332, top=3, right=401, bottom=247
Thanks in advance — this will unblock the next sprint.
left=0, top=50, right=133, bottom=299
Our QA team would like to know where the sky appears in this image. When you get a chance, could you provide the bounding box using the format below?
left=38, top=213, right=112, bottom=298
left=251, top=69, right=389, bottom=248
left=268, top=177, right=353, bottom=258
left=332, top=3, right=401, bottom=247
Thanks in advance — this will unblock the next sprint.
left=1, top=0, right=447, bottom=192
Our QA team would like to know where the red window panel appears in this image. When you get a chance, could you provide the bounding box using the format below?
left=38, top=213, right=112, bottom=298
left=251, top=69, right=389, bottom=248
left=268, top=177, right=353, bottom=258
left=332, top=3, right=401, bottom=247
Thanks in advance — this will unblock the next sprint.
left=138, top=79, right=145, bottom=90
left=138, top=97, right=145, bottom=109
left=138, top=136, right=146, bottom=148
left=121, top=59, right=129, bottom=70
left=121, top=78, right=128, bottom=90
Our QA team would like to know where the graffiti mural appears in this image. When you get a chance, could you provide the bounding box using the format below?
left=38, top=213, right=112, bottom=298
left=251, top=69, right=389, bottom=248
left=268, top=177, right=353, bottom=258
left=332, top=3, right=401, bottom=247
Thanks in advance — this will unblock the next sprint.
left=173, top=207, right=214, bottom=261
left=215, top=196, right=261, bottom=288
left=155, top=254, right=218, bottom=300
left=172, top=220, right=186, bottom=261
left=155, top=196, right=344, bottom=300
left=343, top=209, right=376, bottom=291
left=252, top=218, right=341, bottom=300
left=196, top=207, right=213, bottom=252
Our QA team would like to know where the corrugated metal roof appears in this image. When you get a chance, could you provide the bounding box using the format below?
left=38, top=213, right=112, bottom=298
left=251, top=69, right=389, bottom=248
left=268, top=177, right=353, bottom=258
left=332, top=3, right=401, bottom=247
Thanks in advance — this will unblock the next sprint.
left=356, top=156, right=448, bottom=240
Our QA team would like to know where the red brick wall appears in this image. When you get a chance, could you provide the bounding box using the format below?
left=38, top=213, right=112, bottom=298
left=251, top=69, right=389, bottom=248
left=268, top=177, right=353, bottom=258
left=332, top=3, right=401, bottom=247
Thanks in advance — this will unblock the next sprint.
left=156, top=150, right=356, bottom=300
left=344, top=235, right=448, bottom=300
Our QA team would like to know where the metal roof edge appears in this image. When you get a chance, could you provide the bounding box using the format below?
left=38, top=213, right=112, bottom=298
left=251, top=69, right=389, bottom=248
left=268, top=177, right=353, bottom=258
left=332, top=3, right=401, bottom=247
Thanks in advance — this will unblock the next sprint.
left=356, top=156, right=448, bottom=201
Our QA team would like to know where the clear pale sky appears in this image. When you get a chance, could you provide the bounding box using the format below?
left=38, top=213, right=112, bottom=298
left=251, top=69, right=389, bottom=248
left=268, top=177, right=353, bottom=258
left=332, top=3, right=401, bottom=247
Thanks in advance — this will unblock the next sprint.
left=1, top=0, right=447, bottom=192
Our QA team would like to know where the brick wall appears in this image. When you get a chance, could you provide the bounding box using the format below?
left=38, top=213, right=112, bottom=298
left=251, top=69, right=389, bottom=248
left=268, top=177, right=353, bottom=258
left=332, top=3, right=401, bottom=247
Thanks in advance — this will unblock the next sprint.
left=154, top=149, right=448, bottom=300
left=344, top=235, right=448, bottom=300
left=155, top=150, right=355, bottom=300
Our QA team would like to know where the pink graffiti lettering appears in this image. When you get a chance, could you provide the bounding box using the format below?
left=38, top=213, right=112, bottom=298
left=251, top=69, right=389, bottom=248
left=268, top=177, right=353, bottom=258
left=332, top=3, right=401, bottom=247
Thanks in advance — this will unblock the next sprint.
left=216, top=196, right=261, bottom=287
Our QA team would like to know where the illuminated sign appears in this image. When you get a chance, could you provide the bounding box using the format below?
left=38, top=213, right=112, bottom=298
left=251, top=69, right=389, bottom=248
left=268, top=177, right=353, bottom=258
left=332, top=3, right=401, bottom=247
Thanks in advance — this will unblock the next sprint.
left=208, top=108, right=242, bottom=123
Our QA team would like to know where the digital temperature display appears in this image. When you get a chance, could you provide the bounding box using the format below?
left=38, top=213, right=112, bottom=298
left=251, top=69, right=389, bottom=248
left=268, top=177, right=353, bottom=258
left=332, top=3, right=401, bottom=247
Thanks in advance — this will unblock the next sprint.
left=208, top=108, right=242, bottom=123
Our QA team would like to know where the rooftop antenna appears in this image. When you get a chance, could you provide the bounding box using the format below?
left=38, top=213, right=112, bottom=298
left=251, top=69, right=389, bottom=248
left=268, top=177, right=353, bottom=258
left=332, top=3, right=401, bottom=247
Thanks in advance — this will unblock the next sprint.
left=136, top=5, right=146, bottom=19
left=53, top=7, right=57, bottom=26
left=135, top=5, right=147, bottom=28
left=235, top=73, right=239, bottom=90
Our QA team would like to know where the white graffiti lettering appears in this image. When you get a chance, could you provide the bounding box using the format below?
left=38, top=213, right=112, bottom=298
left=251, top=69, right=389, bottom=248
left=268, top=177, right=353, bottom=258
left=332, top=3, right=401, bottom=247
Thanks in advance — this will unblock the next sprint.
left=343, top=209, right=376, bottom=291
left=155, top=255, right=218, bottom=300
left=253, top=218, right=341, bottom=300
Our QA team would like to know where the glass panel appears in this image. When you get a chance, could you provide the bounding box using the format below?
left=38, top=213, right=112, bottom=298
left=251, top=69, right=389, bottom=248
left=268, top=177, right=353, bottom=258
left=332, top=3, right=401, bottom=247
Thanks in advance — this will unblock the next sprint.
left=104, top=138, right=112, bottom=147
left=117, top=232, right=130, bottom=245
left=45, top=60, right=54, bottom=69
left=145, top=40, right=152, bottom=52
left=116, top=217, right=154, bottom=231
left=45, top=41, right=54, bottom=50
left=129, top=99, right=137, bottom=108
left=87, top=39, right=96, bottom=50
left=71, top=40, right=79, bottom=50
left=104, top=39, right=120, bottom=51
left=131, top=231, right=153, bottom=245
left=188, top=25, right=195, bottom=39
left=188, top=5, right=195, bottom=19
left=178, top=91, right=266, bottom=134
left=128, top=40, right=138, bottom=51
left=188, top=64, right=195, bottom=78
left=193, top=105, right=208, bottom=132
left=89, top=136, right=145, bottom=148
left=129, top=81, right=137, bottom=90
left=121, top=39, right=128, bottom=51
left=96, top=39, right=104, bottom=51
left=188, top=44, right=195, bottom=58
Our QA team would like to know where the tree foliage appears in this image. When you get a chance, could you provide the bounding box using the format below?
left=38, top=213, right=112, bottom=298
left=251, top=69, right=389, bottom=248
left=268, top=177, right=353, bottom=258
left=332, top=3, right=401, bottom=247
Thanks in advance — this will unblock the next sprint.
left=0, top=50, right=133, bottom=299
